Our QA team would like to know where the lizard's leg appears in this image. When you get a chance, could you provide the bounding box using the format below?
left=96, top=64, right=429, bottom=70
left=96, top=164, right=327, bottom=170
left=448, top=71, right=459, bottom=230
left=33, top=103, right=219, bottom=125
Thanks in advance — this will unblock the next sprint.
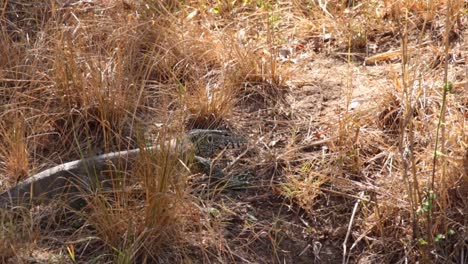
left=194, top=156, right=224, bottom=179
left=193, top=156, right=253, bottom=190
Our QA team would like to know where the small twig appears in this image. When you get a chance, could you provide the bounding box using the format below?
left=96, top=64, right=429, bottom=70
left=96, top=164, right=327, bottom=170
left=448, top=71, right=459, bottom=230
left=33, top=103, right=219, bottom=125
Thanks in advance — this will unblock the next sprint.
left=342, top=191, right=364, bottom=264
left=298, top=137, right=335, bottom=151
left=224, top=146, right=250, bottom=171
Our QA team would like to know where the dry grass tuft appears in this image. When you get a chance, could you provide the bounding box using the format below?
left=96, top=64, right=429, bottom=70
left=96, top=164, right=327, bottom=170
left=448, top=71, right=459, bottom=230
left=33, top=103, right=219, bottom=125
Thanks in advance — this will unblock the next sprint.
left=0, top=209, right=36, bottom=261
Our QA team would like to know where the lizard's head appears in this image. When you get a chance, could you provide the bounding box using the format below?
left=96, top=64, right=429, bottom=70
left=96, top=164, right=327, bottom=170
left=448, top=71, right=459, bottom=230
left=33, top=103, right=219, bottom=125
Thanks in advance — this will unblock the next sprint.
left=187, top=129, right=246, bottom=157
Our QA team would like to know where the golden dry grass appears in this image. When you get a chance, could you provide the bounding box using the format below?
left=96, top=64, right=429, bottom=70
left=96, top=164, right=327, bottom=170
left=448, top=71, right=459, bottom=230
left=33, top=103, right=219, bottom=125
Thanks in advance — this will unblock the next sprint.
left=0, top=0, right=467, bottom=263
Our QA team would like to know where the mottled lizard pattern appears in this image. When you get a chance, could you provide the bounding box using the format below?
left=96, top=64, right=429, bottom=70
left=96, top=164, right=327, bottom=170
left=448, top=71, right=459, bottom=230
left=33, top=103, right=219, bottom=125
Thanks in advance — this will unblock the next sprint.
left=0, top=129, right=246, bottom=209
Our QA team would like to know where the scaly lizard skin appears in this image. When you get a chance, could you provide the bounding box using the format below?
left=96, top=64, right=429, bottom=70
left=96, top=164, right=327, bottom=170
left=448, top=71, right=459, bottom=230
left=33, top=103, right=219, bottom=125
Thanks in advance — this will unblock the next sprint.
left=0, top=129, right=245, bottom=209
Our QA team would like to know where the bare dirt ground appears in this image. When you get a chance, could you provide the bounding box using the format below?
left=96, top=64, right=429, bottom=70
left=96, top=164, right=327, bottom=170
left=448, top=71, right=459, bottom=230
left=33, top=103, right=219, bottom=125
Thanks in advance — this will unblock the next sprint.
left=217, top=57, right=397, bottom=263
left=214, top=43, right=467, bottom=262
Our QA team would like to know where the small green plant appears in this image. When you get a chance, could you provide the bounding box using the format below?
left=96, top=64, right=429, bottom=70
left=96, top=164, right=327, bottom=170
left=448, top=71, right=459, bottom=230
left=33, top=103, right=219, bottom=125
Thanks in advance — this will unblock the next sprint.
left=418, top=238, right=428, bottom=245
left=268, top=14, right=281, bottom=25
left=417, top=190, right=436, bottom=215
left=257, top=0, right=272, bottom=10
left=434, top=229, right=456, bottom=243
left=434, top=233, right=446, bottom=243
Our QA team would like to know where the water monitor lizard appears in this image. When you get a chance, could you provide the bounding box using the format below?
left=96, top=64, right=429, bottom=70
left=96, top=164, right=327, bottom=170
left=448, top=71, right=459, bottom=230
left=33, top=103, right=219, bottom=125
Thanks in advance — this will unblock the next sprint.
left=0, top=129, right=245, bottom=209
